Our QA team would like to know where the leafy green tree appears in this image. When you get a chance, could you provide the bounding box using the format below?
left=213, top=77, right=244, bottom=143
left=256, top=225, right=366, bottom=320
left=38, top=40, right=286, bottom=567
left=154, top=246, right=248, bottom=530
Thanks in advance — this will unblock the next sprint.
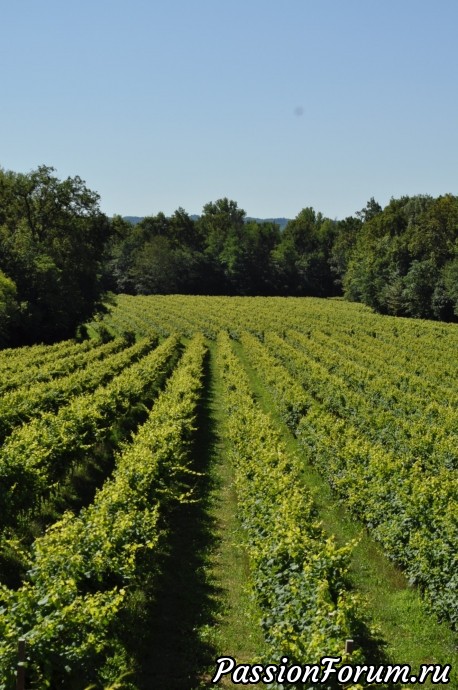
left=106, top=210, right=208, bottom=295
left=129, top=236, right=179, bottom=294
left=406, top=194, right=458, bottom=264
left=402, top=259, right=439, bottom=319
left=101, top=215, right=138, bottom=293
left=275, top=208, right=338, bottom=296
left=442, top=253, right=458, bottom=317
left=238, top=220, right=280, bottom=294
left=356, top=197, right=382, bottom=223
left=199, top=198, right=245, bottom=253
left=271, top=234, right=300, bottom=295
left=0, top=165, right=111, bottom=344
left=0, top=270, right=18, bottom=346
left=330, top=216, right=362, bottom=288
left=344, top=194, right=458, bottom=321
left=197, top=198, right=246, bottom=292
left=344, top=239, right=391, bottom=312
left=168, top=207, right=202, bottom=251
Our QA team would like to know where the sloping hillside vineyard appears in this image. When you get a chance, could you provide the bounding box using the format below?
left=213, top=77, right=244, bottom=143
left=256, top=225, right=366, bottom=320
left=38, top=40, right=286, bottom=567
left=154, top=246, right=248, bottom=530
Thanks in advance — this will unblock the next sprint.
left=0, top=294, right=457, bottom=688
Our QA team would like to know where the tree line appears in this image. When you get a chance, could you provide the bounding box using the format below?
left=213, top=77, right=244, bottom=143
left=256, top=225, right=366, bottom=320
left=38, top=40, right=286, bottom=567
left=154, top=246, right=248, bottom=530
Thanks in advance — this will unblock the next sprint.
left=1, top=164, right=458, bottom=346
left=105, top=199, right=341, bottom=298
left=105, top=194, right=458, bottom=322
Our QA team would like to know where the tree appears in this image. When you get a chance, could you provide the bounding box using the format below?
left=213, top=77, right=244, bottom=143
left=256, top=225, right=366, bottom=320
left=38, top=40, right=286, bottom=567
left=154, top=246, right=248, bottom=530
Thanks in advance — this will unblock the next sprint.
left=275, top=208, right=338, bottom=296
left=441, top=253, right=458, bottom=318
left=330, top=216, right=362, bottom=288
left=0, top=165, right=111, bottom=344
left=168, top=207, right=202, bottom=251
left=197, top=198, right=246, bottom=292
left=238, top=221, right=280, bottom=294
left=0, top=270, right=18, bottom=347
left=343, top=194, right=458, bottom=321
left=356, top=197, right=382, bottom=223
left=129, top=236, right=179, bottom=294
left=101, top=215, right=138, bottom=293
left=402, top=259, right=439, bottom=319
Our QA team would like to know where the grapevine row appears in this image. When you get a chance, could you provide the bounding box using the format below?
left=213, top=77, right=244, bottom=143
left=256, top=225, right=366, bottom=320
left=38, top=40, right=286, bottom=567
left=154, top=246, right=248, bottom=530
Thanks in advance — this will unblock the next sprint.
left=0, top=335, right=149, bottom=439
left=216, top=331, right=364, bottom=667
left=239, top=330, right=458, bottom=626
left=0, top=336, right=124, bottom=396
left=0, top=334, right=180, bottom=528
left=261, top=332, right=458, bottom=472
left=0, top=333, right=207, bottom=688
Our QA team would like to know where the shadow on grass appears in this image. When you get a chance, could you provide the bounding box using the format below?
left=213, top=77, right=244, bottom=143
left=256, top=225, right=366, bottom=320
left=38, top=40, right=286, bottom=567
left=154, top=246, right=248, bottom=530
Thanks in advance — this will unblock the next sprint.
left=349, top=619, right=403, bottom=690
left=123, top=349, right=223, bottom=690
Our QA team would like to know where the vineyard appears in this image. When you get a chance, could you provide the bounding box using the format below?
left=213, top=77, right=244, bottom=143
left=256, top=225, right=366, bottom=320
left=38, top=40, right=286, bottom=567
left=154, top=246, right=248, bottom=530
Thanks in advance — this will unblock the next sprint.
left=1, top=295, right=458, bottom=689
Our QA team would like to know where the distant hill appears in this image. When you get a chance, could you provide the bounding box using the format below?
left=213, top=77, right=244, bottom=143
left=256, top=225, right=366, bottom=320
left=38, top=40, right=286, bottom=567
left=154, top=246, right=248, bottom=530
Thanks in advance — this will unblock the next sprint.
left=123, top=216, right=144, bottom=225
left=246, top=217, right=290, bottom=230
left=123, top=215, right=290, bottom=229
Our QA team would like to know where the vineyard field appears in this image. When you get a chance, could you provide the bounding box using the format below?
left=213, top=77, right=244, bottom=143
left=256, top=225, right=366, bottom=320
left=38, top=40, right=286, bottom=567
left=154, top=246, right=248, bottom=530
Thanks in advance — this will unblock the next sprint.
left=0, top=294, right=457, bottom=689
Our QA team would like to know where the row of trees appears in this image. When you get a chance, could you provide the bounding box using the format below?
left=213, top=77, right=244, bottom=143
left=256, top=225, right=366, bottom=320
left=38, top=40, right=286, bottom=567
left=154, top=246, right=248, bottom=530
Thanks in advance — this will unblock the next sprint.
left=104, top=199, right=342, bottom=298
left=1, top=163, right=457, bottom=346
left=106, top=194, right=458, bottom=322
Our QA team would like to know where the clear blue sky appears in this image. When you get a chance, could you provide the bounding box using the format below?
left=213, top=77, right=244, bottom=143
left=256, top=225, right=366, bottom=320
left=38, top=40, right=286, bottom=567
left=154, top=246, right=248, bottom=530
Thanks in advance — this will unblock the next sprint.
left=1, top=0, right=457, bottom=220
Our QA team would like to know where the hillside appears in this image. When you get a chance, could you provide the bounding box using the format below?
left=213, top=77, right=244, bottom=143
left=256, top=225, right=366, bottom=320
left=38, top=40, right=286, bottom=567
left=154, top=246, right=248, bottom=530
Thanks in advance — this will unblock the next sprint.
left=123, top=215, right=291, bottom=229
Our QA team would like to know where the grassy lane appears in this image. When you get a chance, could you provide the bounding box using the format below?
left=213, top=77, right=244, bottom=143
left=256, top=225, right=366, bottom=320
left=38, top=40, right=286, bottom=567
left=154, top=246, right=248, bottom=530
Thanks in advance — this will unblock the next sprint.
left=127, top=342, right=265, bottom=690
left=234, top=339, right=458, bottom=689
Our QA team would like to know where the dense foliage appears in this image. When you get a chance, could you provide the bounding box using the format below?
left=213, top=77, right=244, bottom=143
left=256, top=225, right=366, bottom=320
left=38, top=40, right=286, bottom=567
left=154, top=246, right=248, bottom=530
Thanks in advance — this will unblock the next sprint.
left=105, top=194, right=458, bottom=322
left=0, top=165, right=111, bottom=346
left=104, top=200, right=341, bottom=299
left=344, top=195, right=458, bottom=320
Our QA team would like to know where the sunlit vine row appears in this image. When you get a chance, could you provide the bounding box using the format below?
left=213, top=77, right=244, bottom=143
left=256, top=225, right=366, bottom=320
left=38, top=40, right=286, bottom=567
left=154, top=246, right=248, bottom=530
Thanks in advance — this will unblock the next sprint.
left=0, top=334, right=207, bottom=688
left=0, top=335, right=180, bottom=529
left=217, top=331, right=365, bottom=672
left=239, top=329, right=458, bottom=626
left=0, top=336, right=124, bottom=396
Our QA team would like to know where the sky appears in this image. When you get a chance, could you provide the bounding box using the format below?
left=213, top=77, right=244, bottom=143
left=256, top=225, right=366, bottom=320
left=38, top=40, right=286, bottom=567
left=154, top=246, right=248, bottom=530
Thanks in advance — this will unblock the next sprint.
left=1, top=0, right=457, bottom=220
